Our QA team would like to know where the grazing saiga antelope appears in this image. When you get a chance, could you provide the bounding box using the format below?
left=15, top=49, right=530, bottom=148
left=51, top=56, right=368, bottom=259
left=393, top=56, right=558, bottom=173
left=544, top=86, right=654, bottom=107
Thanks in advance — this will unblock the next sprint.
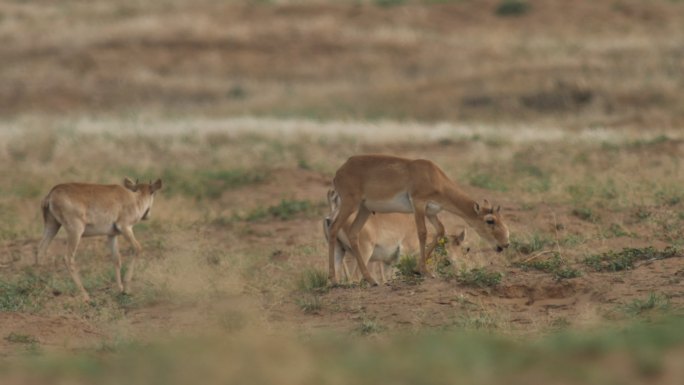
left=327, top=155, right=510, bottom=285
left=323, top=189, right=469, bottom=283
left=35, top=178, right=163, bottom=302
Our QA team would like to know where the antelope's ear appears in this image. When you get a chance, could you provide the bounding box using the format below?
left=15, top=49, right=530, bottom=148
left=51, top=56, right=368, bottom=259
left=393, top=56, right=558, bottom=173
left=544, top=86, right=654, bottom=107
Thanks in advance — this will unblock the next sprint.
left=452, top=229, right=466, bottom=244
left=123, top=177, right=138, bottom=192
left=473, top=202, right=481, bottom=215
left=456, top=228, right=466, bottom=243
left=151, top=179, right=163, bottom=193
left=495, top=205, right=501, bottom=213
left=482, top=199, right=493, bottom=210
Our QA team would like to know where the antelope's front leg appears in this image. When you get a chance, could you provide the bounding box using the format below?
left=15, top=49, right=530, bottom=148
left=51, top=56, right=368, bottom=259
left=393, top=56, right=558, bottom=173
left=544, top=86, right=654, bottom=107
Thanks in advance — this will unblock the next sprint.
left=120, top=227, right=142, bottom=294
left=108, top=235, right=124, bottom=293
left=413, top=204, right=431, bottom=277
left=425, top=214, right=445, bottom=259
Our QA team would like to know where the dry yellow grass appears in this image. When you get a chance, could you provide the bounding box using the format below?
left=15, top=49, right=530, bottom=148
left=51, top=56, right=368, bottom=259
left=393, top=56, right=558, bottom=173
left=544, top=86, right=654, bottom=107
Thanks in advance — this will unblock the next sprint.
left=2, top=0, right=684, bottom=127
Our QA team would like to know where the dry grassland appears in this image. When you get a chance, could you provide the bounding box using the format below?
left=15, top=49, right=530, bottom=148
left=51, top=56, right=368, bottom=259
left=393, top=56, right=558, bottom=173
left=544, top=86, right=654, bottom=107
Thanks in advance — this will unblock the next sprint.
left=1, top=1, right=684, bottom=384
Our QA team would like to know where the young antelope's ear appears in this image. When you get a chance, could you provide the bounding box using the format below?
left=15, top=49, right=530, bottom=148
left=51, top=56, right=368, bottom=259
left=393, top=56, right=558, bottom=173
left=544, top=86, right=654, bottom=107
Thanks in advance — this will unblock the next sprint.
left=482, top=199, right=492, bottom=210
left=452, top=229, right=466, bottom=244
left=151, top=179, right=163, bottom=193
left=495, top=205, right=501, bottom=213
left=123, top=177, right=138, bottom=192
left=473, top=202, right=481, bottom=215
left=326, top=189, right=335, bottom=208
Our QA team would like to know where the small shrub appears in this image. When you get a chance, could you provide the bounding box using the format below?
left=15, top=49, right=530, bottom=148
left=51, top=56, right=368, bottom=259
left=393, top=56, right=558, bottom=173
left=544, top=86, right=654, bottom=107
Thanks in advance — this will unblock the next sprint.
left=296, top=295, right=322, bottom=314
left=456, top=312, right=500, bottom=330
left=297, top=269, right=328, bottom=293
left=572, top=207, right=600, bottom=223
left=604, top=223, right=630, bottom=238
left=634, top=207, right=652, bottom=221
left=554, top=267, right=583, bottom=280
left=435, top=256, right=456, bottom=280
left=457, top=268, right=502, bottom=288
left=395, top=255, right=421, bottom=282
left=623, top=293, right=670, bottom=316
left=509, top=233, right=552, bottom=255
left=5, top=332, right=38, bottom=345
left=495, top=0, right=529, bottom=17
left=359, top=318, right=383, bottom=335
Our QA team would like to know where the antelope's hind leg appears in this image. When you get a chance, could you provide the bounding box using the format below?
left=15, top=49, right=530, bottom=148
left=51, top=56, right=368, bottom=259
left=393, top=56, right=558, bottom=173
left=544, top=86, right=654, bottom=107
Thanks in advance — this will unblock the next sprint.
left=62, top=224, right=90, bottom=302
left=35, top=214, right=61, bottom=265
left=120, top=227, right=142, bottom=294
left=345, top=206, right=377, bottom=286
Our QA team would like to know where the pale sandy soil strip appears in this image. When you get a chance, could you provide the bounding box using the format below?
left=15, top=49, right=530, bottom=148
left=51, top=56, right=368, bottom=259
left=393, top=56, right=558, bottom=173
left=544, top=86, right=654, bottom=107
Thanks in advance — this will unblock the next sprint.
left=1, top=116, right=680, bottom=144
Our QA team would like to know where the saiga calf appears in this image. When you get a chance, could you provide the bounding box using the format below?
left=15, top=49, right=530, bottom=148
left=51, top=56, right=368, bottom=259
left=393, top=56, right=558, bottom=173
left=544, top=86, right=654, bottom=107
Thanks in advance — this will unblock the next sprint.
left=35, top=178, right=162, bottom=302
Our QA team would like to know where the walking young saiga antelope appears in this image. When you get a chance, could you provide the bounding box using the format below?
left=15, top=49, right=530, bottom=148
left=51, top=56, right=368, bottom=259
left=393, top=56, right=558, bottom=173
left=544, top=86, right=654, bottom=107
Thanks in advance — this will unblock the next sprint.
left=323, top=189, right=469, bottom=284
left=327, top=155, right=510, bottom=286
left=35, top=178, right=162, bottom=302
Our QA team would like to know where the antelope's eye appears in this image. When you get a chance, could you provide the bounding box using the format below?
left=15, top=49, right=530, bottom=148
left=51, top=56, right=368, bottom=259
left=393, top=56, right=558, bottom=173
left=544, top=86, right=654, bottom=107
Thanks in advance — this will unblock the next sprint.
left=486, top=218, right=495, bottom=225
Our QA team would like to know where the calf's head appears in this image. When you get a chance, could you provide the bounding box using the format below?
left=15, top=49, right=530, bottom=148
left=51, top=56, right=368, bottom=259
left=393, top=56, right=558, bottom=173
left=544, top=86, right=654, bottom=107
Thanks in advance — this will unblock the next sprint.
left=124, top=177, right=163, bottom=220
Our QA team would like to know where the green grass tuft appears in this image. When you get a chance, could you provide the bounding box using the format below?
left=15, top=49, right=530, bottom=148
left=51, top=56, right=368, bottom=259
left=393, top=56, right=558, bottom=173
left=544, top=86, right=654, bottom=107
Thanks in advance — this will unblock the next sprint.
left=5, top=332, right=38, bottom=345
left=495, top=0, right=530, bottom=16
left=394, top=254, right=422, bottom=282
left=514, top=253, right=582, bottom=280
left=623, top=293, right=670, bottom=316
left=358, top=318, right=383, bottom=335
left=246, top=199, right=314, bottom=221
left=296, top=294, right=322, bottom=314
left=457, top=268, right=502, bottom=288
left=296, top=269, right=328, bottom=293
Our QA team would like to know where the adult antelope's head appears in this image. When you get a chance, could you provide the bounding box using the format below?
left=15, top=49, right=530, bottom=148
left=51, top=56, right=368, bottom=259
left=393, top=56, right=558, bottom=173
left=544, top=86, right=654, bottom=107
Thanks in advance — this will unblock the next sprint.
left=472, top=199, right=509, bottom=252
left=123, top=177, right=163, bottom=220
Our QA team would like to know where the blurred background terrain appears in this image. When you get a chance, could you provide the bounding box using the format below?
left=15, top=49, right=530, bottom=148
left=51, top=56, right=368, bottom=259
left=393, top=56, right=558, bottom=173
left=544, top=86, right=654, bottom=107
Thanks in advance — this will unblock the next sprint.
left=2, top=0, right=684, bottom=127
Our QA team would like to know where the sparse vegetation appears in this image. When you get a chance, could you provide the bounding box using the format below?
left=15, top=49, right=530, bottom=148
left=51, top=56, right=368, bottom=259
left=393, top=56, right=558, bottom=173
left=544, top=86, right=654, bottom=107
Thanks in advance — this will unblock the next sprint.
left=0, top=271, right=50, bottom=312
left=456, top=268, right=502, bottom=288
left=163, top=168, right=268, bottom=200
left=296, top=294, right=322, bottom=314
left=583, top=247, right=680, bottom=272
left=358, top=318, right=383, bottom=335
left=495, top=0, right=530, bottom=17
left=514, top=253, right=582, bottom=280
left=4, top=333, right=38, bottom=345
left=572, top=207, right=600, bottom=223
left=509, top=233, right=552, bottom=255
left=296, top=269, right=329, bottom=293
left=395, top=254, right=422, bottom=282
left=246, top=199, right=315, bottom=221
left=623, top=293, right=670, bottom=316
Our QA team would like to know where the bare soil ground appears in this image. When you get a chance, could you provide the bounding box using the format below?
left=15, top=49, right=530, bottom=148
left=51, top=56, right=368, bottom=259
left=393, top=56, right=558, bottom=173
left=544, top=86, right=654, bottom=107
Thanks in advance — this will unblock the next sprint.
left=1, top=136, right=682, bottom=359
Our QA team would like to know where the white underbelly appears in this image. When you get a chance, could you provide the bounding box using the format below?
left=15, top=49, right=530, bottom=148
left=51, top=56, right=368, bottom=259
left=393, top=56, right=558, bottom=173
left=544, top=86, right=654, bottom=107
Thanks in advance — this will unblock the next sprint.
left=363, top=192, right=414, bottom=213
left=83, top=223, right=118, bottom=237
left=369, top=244, right=401, bottom=264
left=426, top=202, right=443, bottom=215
